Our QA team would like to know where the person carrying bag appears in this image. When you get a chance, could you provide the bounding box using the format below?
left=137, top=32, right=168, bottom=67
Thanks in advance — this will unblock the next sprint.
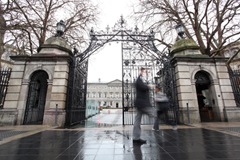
left=152, top=85, right=171, bottom=131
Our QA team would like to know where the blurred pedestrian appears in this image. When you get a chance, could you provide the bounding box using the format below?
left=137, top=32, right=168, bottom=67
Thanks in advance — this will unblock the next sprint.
left=152, top=85, right=169, bottom=131
left=132, top=67, right=156, bottom=144
left=153, top=85, right=177, bottom=131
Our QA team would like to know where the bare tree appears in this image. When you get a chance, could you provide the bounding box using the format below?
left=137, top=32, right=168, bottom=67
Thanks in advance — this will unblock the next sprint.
left=134, top=0, right=240, bottom=61
left=1, top=0, right=98, bottom=62
left=0, top=2, right=6, bottom=68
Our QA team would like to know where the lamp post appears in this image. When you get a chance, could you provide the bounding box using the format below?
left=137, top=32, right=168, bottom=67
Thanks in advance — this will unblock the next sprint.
left=175, top=23, right=185, bottom=39
left=56, top=20, right=66, bottom=37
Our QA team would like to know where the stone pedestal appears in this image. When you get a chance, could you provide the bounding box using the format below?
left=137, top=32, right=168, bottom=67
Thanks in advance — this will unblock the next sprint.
left=43, top=108, right=66, bottom=126
left=171, top=38, right=237, bottom=124
left=223, top=107, right=240, bottom=122
left=3, top=37, right=72, bottom=127
left=178, top=108, right=201, bottom=124
left=0, top=109, right=18, bottom=125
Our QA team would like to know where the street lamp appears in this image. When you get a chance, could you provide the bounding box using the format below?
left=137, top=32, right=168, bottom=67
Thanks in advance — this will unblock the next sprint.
left=175, top=23, right=185, bottom=39
left=56, top=20, right=66, bottom=37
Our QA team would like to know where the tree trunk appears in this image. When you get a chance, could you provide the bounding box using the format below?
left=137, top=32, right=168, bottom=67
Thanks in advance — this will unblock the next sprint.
left=0, top=12, right=6, bottom=70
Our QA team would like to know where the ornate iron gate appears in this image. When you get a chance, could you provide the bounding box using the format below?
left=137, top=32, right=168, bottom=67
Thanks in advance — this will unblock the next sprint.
left=23, top=70, right=48, bottom=124
left=122, top=48, right=178, bottom=125
left=228, top=68, right=240, bottom=107
left=0, top=68, right=11, bottom=108
left=65, top=53, right=88, bottom=127
left=159, top=57, right=179, bottom=125
left=67, top=16, right=178, bottom=126
left=121, top=42, right=162, bottom=125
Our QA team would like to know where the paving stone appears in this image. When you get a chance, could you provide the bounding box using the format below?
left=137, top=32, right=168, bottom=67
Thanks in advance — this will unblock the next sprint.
left=0, top=128, right=240, bottom=160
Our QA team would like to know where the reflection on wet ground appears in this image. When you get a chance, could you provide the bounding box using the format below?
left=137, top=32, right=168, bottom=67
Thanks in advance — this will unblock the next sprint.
left=1, top=127, right=240, bottom=160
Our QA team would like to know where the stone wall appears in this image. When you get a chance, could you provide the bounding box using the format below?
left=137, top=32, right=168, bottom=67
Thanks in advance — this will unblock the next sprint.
left=2, top=36, right=72, bottom=127
left=172, top=55, right=237, bottom=123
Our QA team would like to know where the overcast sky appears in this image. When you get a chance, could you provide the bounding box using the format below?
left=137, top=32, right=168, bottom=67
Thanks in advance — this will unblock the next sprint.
left=87, top=0, right=136, bottom=83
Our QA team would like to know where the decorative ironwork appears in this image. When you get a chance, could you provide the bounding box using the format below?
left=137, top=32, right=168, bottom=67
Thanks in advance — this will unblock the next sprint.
left=228, top=68, right=240, bottom=107
left=75, top=16, right=165, bottom=64
left=0, top=68, right=11, bottom=109
left=65, top=49, right=88, bottom=127
left=24, top=70, right=48, bottom=124
left=66, top=16, right=178, bottom=126
left=158, top=56, right=179, bottom=125
left=121, top=42, right=163, bottom=125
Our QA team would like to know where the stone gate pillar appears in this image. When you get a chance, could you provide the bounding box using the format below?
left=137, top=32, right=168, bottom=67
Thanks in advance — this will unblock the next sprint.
left=2, top=36, right=72, bottom=127
left=170, top=38, right=237, bottom=124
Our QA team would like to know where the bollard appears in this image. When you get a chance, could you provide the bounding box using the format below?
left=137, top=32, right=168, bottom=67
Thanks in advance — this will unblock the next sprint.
left=55, top=104, right=58, bottom=126
left=186, top=103, right=190, bottom=124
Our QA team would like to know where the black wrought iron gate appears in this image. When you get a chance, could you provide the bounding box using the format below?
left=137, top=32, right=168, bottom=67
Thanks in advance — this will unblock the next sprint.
left=24, top=70, right=48, bottom=124
left=65, top=54, right=88, bottom=127
left=122, top=46, right=179, bottom=125
left=0, top=68, right=11, bottom=108
left=228, top=68, right=240, bottom=107
left=66, top=16, right=178, bottom=127
left=121, top=42, right=162, bottom=125
left=159, top=58, right=179, bottom=126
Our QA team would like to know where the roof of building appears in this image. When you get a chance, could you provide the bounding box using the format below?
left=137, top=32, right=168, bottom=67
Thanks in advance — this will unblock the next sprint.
left=88, top=79, right=122, bottom=85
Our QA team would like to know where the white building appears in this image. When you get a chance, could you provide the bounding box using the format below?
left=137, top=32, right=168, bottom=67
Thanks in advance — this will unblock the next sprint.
left=1, top=44, right=17, bottom=69
left=224, top=41, right=240, bottom=69
left=87, top=79, right=122, bottom=108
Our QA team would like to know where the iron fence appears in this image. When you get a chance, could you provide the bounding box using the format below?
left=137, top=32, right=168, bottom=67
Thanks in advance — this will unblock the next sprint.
left=158, top=58, right=179, bottom=126
left=228, top=68, right=240, bottom=107
left=122, top=50, right=179, bottom=125
left=0, top=68, right=11, bottom=108
left=65, top=56, right=88, bottom=127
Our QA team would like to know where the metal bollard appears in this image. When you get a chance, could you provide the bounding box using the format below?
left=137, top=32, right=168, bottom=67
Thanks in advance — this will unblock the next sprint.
left=55, top=104, right=58, bottom=126
left=186, top=103, right=190, bottom=124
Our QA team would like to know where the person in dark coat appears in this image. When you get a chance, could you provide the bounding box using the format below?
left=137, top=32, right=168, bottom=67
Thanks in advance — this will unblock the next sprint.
left=132, top=67, right=156, bottom=144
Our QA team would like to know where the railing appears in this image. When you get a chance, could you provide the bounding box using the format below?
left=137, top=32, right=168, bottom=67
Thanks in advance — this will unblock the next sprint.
left=228, top=68, right=240, bottom=107
left=65, top=57, right=88, bottom=127
left=0, top=68, right=12, bottom=108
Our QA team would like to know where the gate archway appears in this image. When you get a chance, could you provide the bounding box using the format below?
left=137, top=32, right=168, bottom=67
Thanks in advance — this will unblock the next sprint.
left=24, top=70, right=48, bottom=124
left=65, top=16, right=178, bottom=126
left=195, top=71, right=215, bottom=122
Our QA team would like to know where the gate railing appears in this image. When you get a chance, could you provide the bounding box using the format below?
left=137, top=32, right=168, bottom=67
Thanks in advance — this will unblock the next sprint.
left=0, top=68, right=12, bottom=108
left=228, top=68, right=240, bottom=107
left=122, top=56, right=179, bottom=125
left=65, top=56, right=88, bottom=127
left=160, top=59, right=179, bottom=125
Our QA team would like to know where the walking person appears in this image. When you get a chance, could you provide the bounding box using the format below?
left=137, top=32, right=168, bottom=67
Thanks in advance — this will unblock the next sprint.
left=152, top=85, right=169, bottom=131
left=132, top=67, right=156, bottom=144
left=153, top=85, right=177, bottom=131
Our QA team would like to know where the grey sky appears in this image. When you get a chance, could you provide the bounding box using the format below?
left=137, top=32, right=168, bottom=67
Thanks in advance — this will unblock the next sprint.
left=87, top=0, right=136, bottom=83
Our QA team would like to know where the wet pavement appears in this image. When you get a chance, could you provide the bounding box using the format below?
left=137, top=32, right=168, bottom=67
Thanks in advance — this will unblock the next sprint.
left=1, top=114, right=240, bottom=159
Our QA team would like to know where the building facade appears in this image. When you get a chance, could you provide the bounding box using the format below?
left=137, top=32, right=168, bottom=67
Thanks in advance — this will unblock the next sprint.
left=1, top=36, right=72, bottom=127
left=170, top=38, right=239, bottom=123
left=87, top=79, right=122, bottom=108
left=224, top=41, right=240, bottom=69
left=1, top=44, right=17, bottom=69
